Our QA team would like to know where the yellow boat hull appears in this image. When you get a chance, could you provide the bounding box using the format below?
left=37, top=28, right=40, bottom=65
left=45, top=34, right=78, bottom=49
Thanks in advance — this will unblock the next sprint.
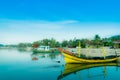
left=62, top=52, right=118, bottom=64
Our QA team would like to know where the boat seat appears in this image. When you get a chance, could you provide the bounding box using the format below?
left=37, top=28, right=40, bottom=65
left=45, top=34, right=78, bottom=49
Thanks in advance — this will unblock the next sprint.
left=80, top=55, right=117, bottom=60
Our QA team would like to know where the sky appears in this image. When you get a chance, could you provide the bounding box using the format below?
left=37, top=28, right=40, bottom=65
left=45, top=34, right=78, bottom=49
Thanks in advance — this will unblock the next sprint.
left=0, top=0, right=120, bottom=44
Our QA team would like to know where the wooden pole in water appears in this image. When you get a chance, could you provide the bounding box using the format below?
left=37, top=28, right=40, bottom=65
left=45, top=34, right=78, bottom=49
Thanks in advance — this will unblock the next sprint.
left=103, top=66, right=107, bottom=78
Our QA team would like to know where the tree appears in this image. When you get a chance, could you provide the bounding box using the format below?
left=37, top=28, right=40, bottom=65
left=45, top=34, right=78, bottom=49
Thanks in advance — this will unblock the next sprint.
left=55, top=41, right=60, bottom=47
left=62, top=40, right=68, bottom=47
left=42, top=39, right=50, bottom=46
left=18, top=43, right=32, bottom=48
left=33, top=38, right=60, bottom=48
left=93, top=34, right=101, bottom=48
left=80, top=39, right=90, bottom=48
left=32, top=41, right=41, bottom=48
left=110, top=35, right=120, bottom=41
left=68, top=39, right=73, bottom=48
left=50, top=38, right=56, bottom=47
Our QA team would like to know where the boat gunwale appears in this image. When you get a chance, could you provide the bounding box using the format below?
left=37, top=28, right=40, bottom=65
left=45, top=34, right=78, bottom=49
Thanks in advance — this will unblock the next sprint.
left=63, top=52, right=118, bottom=63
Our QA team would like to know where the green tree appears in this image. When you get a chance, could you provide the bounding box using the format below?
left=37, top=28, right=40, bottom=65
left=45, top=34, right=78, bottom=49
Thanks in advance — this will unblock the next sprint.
left=50, top=38, right=56, bottom=47
left=18, top=43, right=32, bottom=48
left=55, top=41, right=60, bottom=47
left=68, top=39, right=73, bottom=48
left=93, top=34, right=101, bottom=48
left=80, top=39, right=90, bottom=48
left=62, top=40, right=68, bottom=47
left=42, top=39, right=50, bottom=46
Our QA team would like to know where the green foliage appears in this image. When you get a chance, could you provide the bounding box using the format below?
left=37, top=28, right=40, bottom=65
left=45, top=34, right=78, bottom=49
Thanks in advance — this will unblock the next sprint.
left=15, top=34, right=120, bottom=48
left=18, top=43, right=32, bottom=48
left=62, top=40, right=68, bottom=47
left=80, top=39, right=89, bottom=48
left=33, top=38, right=60, bottom=48
left=110, top=35, right=120, bottom=41
left=93, top=34, right=101, bottom=48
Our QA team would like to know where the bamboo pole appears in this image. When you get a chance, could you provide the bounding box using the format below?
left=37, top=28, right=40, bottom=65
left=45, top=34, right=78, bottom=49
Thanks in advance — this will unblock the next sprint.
left=78, top=41, right=81, bottom=57
left=101, top=47, right=106, bottom=59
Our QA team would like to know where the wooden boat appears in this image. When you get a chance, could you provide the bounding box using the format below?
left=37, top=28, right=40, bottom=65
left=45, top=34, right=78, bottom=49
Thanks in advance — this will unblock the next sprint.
left=58, top=63, right=118, bottom=80
left=58, top=48, right=118, bottom=64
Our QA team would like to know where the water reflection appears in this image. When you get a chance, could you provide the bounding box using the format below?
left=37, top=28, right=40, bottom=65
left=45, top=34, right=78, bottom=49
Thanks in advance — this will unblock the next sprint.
left=0, top=49, right=64, bottom=80
left=31, top=52, right=62, bottom=61
left=17, top=48, right=32, bottom=52
left=58, top=63, right=120, bottom=80
left=1, top=49, right=120, bottom=80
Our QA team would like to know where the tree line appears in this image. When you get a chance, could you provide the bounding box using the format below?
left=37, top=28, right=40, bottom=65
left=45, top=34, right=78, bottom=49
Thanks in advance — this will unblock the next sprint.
left=3, top=34, right=118, bottom=48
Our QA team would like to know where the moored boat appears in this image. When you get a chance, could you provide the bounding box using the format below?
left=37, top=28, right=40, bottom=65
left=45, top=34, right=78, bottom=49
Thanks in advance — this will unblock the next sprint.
left=33, top=45, right=60, bottom=53
left=58, top=48, right=118, bottom=64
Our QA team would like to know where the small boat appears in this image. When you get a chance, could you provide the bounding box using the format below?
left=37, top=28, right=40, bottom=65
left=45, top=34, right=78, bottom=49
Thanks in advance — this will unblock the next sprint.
left=58, top=63, right=118, bottom=80
left=58, top=48, right=118, bottom=64
left=33, top=46, right=60, bottom=53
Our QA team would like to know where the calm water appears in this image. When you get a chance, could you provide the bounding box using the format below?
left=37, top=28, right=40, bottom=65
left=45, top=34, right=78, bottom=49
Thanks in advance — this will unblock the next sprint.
left=0, top=49, right=120, bottom=80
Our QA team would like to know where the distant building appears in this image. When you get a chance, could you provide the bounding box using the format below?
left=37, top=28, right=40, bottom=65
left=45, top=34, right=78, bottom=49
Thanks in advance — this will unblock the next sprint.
left=37, top=46, right=50, bottom=51
left=113, top=41, right=120, bottom=48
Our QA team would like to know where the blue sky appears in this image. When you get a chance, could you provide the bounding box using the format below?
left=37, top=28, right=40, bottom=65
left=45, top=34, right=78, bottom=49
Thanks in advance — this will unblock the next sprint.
left=0, top=0, right=120, bottom=44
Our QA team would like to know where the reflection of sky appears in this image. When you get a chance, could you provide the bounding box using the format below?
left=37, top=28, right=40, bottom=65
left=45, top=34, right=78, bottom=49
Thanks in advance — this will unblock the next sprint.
left=0, top=49, right=31, bottom=63
left=0, top=49, right=63, bottom=65
left=0, top=49, right=63, bottom=80
left=0, top=49, right=120, bottom=80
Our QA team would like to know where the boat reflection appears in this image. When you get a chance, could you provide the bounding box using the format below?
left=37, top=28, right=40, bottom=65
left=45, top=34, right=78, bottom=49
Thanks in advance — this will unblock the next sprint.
left=31, top=52, right=62, bottom=61
left=58, top=63, right=119, bottom=80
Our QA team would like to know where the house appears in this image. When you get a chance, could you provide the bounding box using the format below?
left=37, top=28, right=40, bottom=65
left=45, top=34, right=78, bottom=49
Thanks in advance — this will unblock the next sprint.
left=37, top=46, right=50, bottom=51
